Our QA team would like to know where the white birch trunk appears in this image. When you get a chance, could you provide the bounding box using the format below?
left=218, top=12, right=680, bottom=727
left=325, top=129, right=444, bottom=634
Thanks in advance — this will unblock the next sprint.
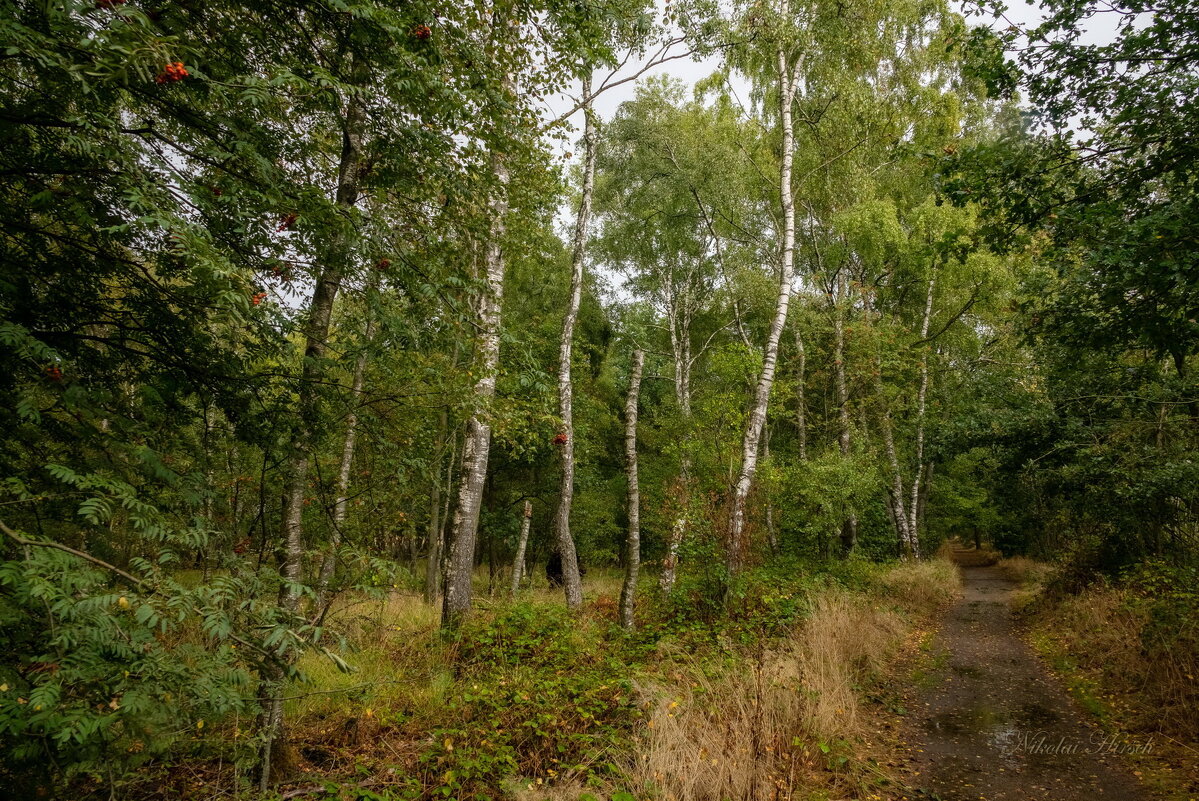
left=660, top=515, right=686, bottom=593
left=916, top=461, right=933, bottom=538
left=905, top=274, right=936, bottom=550
left=863, top=283, right=916, bottom=558
left=661, top=275, right=692, bottom=594
left=510, top=499, right=532, bottom=595
left=619, top=348, right=644, bottom=630
left=279, top=87, right=365, bottom=615
left=880, top=403, right=914, bottom=557
left=726, top=43, right=802, bottom=576
left=551, top=76, right=597, bottom=611
left=442, top=148, right=510, bottom=627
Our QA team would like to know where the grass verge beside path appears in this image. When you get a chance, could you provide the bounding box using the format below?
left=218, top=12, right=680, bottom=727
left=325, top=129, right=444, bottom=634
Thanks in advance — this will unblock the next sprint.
left=244, top=559, right=961, bottom=801
left=1003, top=556, right=1199, bottom=801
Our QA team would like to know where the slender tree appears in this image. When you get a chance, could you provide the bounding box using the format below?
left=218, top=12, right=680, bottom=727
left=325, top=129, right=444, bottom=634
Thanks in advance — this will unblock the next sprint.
left=726, top=8, right=802, bottom=576
left=551, top=77, right=598, bottom=612
left=511, top=500, right=533, bottom=595
left=619, top=348, right=645, bottom=629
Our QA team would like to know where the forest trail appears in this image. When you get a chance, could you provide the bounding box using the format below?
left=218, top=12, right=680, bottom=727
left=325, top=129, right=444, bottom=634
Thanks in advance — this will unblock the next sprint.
left=900, top=546, right=1147, bottom=800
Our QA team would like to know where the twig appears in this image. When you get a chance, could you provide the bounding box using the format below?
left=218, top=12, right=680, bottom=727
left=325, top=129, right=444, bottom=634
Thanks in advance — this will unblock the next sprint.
left=0, top=517, right=144, bottom=587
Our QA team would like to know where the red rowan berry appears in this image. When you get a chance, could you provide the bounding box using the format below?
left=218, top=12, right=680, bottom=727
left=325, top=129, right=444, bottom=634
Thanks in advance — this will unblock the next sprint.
left=155, top=62, right=188, bottom=84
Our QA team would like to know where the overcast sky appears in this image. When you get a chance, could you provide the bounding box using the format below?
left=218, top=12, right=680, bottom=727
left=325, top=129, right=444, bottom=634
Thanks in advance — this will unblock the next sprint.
left=544, top=0, right=1121, bottom=149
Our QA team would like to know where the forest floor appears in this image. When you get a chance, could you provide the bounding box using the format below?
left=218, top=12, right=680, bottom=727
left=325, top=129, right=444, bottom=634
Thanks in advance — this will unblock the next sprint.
left=893, top=545, right=1149, bottom=801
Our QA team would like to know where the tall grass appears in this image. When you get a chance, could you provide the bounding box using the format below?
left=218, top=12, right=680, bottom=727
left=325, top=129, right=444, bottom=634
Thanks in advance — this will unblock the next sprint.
left=276, top=559, right=961, bottom=800
left=628, top=562, right=959, bottom=800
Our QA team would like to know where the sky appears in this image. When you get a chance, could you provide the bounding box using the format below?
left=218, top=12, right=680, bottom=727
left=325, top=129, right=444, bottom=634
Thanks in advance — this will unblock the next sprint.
left=539, top=0, right=1123, bottom=293
left=544, top=0, right=1122, bottom=146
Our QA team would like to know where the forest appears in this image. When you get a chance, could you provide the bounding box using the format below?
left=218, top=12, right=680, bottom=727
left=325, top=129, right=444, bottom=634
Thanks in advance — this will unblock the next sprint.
left=2, top=0, right=1197, bottom=798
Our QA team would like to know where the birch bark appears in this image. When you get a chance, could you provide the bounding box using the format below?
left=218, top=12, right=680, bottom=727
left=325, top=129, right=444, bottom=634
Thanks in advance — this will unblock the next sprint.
left=830, top=273, right=858, bottom=554
left=442, top=147, right=510, bottom=627
left=510, top=500, right=532, bottom=595
left=618, top=348, right=644, bottom=629
left=906, top=273, right=936, bottom=546
left=551, top=76, right=597, bottom=611
left=660, top=270, right=693, bottom=593
left=865, top=287, right=914, bottom=558
left=279, top=83, right=365, bottom=614
left=726, top=41, right=802, bottom=576
left=263, top=68, right=366, bottom=791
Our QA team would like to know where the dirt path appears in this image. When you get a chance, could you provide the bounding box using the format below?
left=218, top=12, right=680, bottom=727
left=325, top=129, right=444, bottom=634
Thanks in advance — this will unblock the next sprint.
left=900, top=548, right=1147, bottom=800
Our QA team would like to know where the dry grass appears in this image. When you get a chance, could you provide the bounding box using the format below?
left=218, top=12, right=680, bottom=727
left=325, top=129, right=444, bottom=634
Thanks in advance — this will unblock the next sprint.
left=628, top=592, right=910, bottom=800
left=997, top=555, right=1050, bottom=584
left=279, top=561, right=963, bottom=801
left=935, top=539, right=1001, bottom=567
left=873, top=558, right=962, bottom=615
left=1036, top=585, right=1199, bottom=738
left=1025, top=578, right=1199, bottom=797
left=995, top=556, right=1053, bottom=611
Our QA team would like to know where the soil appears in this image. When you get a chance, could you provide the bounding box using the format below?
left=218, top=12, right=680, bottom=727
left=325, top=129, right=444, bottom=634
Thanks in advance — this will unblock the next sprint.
left=900, top=547, right=1148, bottom=800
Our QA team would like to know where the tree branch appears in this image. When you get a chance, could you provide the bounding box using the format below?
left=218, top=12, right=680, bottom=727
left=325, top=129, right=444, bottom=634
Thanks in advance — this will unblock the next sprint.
left=0, top=518, right=144, bottom=587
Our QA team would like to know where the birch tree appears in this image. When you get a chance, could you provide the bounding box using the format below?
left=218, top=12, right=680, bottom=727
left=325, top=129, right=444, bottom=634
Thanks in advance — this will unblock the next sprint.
left=594, top=81, right=756, bottom=589
left=725, top=2, right=803, bottom=576
left=442, top=145, right=512, bottom=627
left=551, top=78, right=597, bottom=612
left=510, top=499, right=533, bottom=594
left=619, top=348, right=645, bottom=629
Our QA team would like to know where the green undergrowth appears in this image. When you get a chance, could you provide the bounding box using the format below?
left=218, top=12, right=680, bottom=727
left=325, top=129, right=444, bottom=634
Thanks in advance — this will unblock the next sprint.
left=250, top=557, right=960, bottom=801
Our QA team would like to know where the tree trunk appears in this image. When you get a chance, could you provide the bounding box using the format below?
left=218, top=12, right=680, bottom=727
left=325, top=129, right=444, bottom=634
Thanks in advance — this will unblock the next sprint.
left=619, top=348, right=644, bottom=630
left=433, top=430, right=457, bottom=602
left=551, top=76, right=597, bottom=612
left=423, top=409, right=449, bottom=604
left=794, top=323, right=807, bottom=461
left=878, top=374, right=914, bottom=558
left=726, top=43, right=802, bottom=577
left=660, top=514, right=685, bottom=593
left=660, top=272, right=693, bottom=595
left=279, top=84, right=365, bottom=616
left=264, top=67, right=366, bottom=791
left=442, top=146, right=510, bottom=628
left=906, top=273, right=936, bottom=548
left=315, top=318, right=373, bottom=610
left=510, top=500, right=532, bottom=595
left=917, top=460, right=933, bottom=538
left=830, top=273, right=857, bottom=555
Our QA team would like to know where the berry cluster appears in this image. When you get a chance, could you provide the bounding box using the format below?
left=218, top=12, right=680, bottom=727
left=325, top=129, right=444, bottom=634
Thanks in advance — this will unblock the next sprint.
left=155, top=62, right=188, bottom=84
